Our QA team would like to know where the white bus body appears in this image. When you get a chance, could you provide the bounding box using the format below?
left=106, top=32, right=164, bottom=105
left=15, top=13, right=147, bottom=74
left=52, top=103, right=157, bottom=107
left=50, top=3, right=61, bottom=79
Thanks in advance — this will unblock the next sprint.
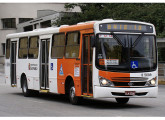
left=5, top=19, right=158, bottom=104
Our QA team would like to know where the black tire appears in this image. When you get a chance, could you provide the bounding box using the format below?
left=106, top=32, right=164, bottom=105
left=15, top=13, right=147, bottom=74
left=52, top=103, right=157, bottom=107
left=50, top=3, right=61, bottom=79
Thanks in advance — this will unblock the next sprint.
left=22, top=76, right=32, bottom=97
left=115, top=98, right=129, bottom=104
left=69, top=82, right=80, bottom=105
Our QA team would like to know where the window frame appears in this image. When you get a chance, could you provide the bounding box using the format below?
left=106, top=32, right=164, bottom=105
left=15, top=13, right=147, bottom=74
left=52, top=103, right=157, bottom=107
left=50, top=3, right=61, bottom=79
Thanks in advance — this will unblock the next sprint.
left=2, top=18, right=16, bottom=29
left=18, top=37, right=28, bottom=59
left=65, top=31, right=80, bottom=59
left=51, top=33, right=66, bottom=59
left=28, top=36, right=39, bottom=59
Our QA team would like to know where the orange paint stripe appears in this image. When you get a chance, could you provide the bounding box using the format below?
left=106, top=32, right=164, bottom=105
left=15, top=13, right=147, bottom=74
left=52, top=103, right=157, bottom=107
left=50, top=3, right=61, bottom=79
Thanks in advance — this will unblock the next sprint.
left=59, top=23, right=94, bottom=33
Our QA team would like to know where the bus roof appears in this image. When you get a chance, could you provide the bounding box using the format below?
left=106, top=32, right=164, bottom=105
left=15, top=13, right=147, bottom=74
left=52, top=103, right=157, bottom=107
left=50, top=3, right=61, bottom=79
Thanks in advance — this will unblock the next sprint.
left=6, top=19, right=155, bottom=39
left=6, top=22, right=95, bottom=39
left=6, top=27, right=60, bottom=39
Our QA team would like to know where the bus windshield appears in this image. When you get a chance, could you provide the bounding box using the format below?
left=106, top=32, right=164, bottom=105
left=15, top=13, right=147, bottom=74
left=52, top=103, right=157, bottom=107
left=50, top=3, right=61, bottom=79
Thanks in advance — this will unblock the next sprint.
left=96, top=34, right=157, bottom=72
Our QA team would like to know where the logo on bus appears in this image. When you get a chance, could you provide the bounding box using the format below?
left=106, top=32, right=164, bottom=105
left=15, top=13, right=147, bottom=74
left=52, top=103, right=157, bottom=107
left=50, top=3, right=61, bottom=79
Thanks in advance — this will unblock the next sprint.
left=128, top=82, right=134, bottom=86
left=28, top=63, right=38, bottom=70
left=131, top=61, right=138, bottom=69
left=59, top=64, right=64, bottom=75
left=50, top=63, right=53, bottom=70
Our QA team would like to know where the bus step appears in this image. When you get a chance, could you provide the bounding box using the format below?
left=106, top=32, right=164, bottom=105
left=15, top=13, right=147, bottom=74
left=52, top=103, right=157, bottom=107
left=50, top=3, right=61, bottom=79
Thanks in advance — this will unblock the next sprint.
left=40, top=89, right=49, bottom=93
left=81, top=95, right=93, bottom=98
left=11, top=84, right=17, bottom=87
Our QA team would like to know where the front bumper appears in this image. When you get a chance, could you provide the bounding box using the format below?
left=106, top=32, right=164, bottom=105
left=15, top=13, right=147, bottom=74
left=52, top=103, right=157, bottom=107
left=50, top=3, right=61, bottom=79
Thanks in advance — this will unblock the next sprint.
left=93, top=86, right=158, bottom=98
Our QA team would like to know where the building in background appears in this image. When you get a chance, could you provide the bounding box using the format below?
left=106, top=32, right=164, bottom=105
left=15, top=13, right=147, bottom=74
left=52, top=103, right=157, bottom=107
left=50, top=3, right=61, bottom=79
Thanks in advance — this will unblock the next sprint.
left=157, top=38, right=165, bottom=81
left=17, top=10, right=68, bottom=32
left=0, top=3, right=80, bottom=64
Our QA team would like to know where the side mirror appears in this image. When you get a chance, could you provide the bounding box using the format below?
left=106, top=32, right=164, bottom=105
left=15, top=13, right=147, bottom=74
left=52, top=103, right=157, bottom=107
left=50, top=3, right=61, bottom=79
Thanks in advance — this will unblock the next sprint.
left=90, top=35, right=95, bottom=47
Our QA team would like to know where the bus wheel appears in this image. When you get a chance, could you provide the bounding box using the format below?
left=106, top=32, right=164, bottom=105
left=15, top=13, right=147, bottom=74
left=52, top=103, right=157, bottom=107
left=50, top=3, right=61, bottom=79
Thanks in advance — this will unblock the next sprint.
left=69, top=82, right=79, bottom=105
left=115, top=98, right=129, bottom=104
left=22, top=77, right=31, bottom=97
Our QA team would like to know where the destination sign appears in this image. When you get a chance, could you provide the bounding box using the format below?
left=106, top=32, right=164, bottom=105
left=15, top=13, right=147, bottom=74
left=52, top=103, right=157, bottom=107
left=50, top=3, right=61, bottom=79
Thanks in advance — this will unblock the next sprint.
left=99, top=23, right=153, bottom=33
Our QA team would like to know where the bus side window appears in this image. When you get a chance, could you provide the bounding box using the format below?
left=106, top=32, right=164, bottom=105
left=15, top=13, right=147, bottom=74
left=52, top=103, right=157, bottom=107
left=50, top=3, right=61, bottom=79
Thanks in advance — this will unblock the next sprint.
left=18, top=37, right=28, bottom=59
left=6, top=39, right=10, bottom=59
left=65, top=32, right=80, bottom=58
left=51, top=33, right=65, bottom=58
left=28, top=36, right=39, bottom=59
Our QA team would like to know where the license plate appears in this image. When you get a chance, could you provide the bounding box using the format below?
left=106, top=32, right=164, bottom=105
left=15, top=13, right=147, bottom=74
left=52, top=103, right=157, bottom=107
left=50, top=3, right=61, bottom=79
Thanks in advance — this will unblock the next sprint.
left=125, top=91, right=135, bottom=96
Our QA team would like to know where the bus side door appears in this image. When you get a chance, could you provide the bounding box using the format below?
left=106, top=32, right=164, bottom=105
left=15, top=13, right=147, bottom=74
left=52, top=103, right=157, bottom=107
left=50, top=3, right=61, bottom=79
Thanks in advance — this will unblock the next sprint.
left=82, top=34, right=94, bottom=96
left=10, top=41, right=17, bottom=87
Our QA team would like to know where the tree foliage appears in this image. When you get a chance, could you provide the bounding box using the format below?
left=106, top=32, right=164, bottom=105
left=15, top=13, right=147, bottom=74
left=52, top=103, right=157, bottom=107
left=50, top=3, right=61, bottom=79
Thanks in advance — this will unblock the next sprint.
left=54, top=3, right=165, bottom=38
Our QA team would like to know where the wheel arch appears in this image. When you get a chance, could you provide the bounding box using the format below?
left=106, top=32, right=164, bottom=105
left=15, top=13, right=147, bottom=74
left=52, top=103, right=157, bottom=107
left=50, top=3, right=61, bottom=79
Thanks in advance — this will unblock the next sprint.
left=65, top=75, right=74, bottom=95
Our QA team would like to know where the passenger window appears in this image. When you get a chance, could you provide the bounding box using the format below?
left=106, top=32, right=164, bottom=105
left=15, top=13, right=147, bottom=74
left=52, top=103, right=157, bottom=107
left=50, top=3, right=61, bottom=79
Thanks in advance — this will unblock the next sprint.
left=51, top=33, right=65, bottom=58
left=28, top=36, right=39, bottom=59
left=65, top=32, right=80, bottom=58
left=6, top=39, right=10, bottom=59
left=19, top=37, right=28, bottom=58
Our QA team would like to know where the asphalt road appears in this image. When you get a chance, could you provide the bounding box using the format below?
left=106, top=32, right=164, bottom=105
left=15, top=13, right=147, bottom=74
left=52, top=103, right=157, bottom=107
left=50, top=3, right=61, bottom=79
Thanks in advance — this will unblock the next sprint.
left=0, top=75, right=165, bottom=117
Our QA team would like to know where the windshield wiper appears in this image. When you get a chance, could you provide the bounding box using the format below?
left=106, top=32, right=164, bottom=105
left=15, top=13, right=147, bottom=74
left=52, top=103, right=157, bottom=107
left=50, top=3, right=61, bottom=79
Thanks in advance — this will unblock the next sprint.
left=110, top=32, right=126, bottom=47
left=131, top=33, right=144, bottom=48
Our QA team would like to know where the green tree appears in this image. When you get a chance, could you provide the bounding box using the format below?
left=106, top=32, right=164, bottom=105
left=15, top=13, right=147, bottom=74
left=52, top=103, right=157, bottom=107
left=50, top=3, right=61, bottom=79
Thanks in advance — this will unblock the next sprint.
left=53, top=3, right=165, bottom=38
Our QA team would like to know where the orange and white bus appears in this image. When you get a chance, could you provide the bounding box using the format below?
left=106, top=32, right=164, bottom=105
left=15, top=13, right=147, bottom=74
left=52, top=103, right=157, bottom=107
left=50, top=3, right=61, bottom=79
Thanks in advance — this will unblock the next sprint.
left=5, top=19, right=158, bottom=104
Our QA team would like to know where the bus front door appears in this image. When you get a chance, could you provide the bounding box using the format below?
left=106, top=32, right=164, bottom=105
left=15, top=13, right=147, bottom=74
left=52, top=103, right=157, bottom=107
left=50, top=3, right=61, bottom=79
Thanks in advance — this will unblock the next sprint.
left=10, top=41, right=17, bottom=87
left=40, top=39, right=50, bottom=90
left=82, top=34, right=93, bottom=96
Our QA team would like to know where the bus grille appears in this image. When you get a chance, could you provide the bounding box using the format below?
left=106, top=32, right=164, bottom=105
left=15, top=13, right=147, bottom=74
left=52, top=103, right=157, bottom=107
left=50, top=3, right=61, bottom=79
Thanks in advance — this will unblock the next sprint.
left=113, top=81, right=146, bottom=87
left=111, top=77, right=148, bottom=87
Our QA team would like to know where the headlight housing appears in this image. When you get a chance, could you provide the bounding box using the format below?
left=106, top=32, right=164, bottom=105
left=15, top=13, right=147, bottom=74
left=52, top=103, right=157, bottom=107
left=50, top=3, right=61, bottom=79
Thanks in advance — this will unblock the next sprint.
left=99, top=76, right=114, bottom=87
left=145, top=77, right=157, bottom=87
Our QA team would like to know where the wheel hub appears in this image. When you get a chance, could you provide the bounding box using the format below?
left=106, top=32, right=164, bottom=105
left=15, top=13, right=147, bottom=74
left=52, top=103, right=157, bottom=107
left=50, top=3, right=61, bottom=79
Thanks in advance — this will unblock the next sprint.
left=23, top=82, right=27, bottom=93
left=70, top=87, right=75, bottom=99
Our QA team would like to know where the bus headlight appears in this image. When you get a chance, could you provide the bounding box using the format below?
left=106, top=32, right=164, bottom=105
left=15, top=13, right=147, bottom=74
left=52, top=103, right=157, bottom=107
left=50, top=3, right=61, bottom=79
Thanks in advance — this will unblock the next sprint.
left=99, top=76, right=114, bottom=87
left=150, top=79, right=156, bottom=85
left=145, top=77, right=157, bottom=87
